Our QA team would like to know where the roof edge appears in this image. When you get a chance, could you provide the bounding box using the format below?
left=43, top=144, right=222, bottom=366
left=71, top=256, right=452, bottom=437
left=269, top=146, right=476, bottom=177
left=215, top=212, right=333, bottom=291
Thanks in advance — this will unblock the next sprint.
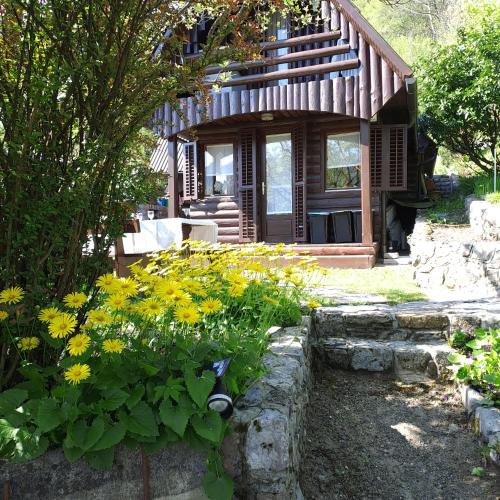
left=331, top=0, right=413, bottom=80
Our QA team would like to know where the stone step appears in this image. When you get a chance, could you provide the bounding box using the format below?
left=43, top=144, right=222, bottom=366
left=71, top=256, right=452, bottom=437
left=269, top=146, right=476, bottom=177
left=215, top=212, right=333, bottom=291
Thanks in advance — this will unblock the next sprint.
left=316, top=337, right=454, bottom=383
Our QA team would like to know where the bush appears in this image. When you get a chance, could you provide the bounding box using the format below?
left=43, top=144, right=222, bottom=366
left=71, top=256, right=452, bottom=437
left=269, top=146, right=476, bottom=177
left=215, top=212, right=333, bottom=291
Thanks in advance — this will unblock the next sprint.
left=485, top=192, right=500, bottom=205
left=0, top=242, right=317, bottom=499
left=448, top=328, right=499, bottom=406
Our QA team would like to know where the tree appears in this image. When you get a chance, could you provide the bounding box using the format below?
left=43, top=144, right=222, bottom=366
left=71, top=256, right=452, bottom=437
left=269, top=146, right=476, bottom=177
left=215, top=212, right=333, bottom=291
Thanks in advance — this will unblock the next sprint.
left=0, top=0, right=309, bottom=386
left=418, top=8, right=500, bottom=173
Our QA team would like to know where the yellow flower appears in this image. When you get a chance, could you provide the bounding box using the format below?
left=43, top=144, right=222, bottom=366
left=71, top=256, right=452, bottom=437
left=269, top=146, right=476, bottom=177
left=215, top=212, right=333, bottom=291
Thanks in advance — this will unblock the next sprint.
left=111, top=278, right=139, bottom=297
left=169, top=290, right=192, bottom=308
left=48, top=313, right=78, bottom=339
left=0, top=286, right=24, bottom=305
left=105, top=294, right=129, bottom=310
left=246, top=262, right=266, bottom=273
left=38, top=307, right=61, bottom=323
left=63, top=292, right=87, bottom=309
left=200, top=298, right=223, bottom=315
left=96, top=273, right=117, bottom=293
left=307, top=300, right=322, bottom=309
left=154, top=280, right=181, bottom=299
left=263, top=296, right=279, bottom=306
left=87, top=309, right=112, bottom=325
left=64, top=363, right=91, bottom=385
left=18, top=337, right=40, bottom=351
left=228, top=284, right=245, bottom=297
left=139, top=298, right=163, bottom=316
left=182, top=279, right=207, bottom=297
left=67, top=334, right=91, bottom=356
left=0, top=311, right=8, bottom=321
left=103, top=339, right=125, bottom=354
left=174, top=306, right=200, bottom=324
left=226, top=272, right=248, bottom=287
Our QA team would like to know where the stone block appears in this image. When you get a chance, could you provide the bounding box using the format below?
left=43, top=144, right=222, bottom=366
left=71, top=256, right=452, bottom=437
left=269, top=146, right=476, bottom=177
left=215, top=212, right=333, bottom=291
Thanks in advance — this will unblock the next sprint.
left=395, top=313, right=449, bottom=330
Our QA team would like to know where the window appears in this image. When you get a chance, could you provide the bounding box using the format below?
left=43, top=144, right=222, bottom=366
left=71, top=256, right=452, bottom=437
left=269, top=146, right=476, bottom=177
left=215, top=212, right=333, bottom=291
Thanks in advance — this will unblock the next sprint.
left=265, top=133, right=293, bottom=214
left=267, top=14, right=289, bottom=86
left=325, top=132, right=360, bottom=190
left=205, top=144, right=234, bottom=196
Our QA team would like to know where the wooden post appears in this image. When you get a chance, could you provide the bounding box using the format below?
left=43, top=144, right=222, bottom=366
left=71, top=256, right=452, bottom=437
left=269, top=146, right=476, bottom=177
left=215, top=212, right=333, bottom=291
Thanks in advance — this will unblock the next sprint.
left=360, top=120, right=373, bottom=245
left=167, top=138, right=179, bottom=219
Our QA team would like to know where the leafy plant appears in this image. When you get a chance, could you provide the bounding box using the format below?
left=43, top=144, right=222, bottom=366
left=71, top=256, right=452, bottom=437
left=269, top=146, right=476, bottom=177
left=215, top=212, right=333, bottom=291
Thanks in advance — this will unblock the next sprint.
left=485, top=192, right=500, bottom=205
left=0, top=243, right=316, bottom=499
left=448, top=328, right=499, bottom=406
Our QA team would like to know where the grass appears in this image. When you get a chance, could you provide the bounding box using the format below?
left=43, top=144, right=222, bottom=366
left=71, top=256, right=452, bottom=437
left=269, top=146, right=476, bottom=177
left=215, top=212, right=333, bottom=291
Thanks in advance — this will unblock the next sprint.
left=308, top=266, right=427, bottom=305
left=425, top=194, right=468, bottom=225
left=485, top=192, right=500, bottom=205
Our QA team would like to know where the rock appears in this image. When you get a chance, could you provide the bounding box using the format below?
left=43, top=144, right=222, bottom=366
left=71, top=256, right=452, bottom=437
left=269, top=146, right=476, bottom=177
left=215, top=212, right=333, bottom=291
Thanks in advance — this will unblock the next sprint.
left=448, top=423, right=459, bottom=433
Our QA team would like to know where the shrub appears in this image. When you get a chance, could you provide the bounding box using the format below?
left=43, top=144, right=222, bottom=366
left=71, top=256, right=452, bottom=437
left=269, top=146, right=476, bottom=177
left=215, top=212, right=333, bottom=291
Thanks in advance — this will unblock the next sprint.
left=485, top=192, right=500, bottom=205
left=0, top=242, right=318, bottom=499
left=448, top=327, right=499, bottom=405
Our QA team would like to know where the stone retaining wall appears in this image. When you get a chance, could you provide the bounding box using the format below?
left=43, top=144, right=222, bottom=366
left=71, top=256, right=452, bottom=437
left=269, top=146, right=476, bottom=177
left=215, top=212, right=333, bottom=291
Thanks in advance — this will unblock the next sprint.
left=433, top=175, right=459, bottom=198
left=0, top=325, right=311, bottom=500
left=410, top=216, right=500, bottom=295
left=466, top=196, right=500, bottom=241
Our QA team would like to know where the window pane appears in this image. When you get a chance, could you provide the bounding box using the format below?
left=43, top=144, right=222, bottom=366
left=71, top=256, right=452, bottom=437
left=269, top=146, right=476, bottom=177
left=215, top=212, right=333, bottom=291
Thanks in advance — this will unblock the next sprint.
left=326, top=132, right=360, bottom=189
left=205, top=144, right=234, bottom=196
left=266, top=134, right=292, bottom=214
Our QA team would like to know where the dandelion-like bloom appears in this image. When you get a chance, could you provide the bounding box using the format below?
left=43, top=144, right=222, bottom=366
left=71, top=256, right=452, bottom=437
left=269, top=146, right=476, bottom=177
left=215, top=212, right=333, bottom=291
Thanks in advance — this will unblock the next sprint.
left=0, top=286, right=24, bottom=305
left=105, top=294, right=129, bottom=310
left=139, top=298, right=163, bottom=316
left=0, top=311, right=8, bottom=321
left=18, top=337, right=40, bottom=351
left=67, top=334, right=91, bottom=356
left=48, top=313, right=78, bottom=339
left=169, top=290, right=192, bottom=308
left=200, top=298, right=223, bottom=315
left=63, top=292, right=87, bottom=309
left=96, top=273, right=117, bottom=293
left=111, top=278, right=139, bottom=297
left=228, top=284, right=245, bottom=297
left=174, top=306, right=200, bottom=324
left=38, top=307, right=61, bottom=323
left=226, top=272, right=248, bottom=287
left=182, top=279, right=207, bottom=297
left=307, top=300, right=322, bottom=309
left=64, top=363, right=91, bottom=385
left=102, top=338, right=125, bottom=354
left=154, top=280, right=181, bottom=299
left=87, top=309, right=112, bottom=325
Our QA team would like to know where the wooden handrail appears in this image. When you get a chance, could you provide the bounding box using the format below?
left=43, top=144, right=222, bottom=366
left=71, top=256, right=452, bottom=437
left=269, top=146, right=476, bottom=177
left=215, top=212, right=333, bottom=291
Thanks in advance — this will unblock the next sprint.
left=205, top=44, right=352, bottom=75
left=206, top=58, right=359, bottom=87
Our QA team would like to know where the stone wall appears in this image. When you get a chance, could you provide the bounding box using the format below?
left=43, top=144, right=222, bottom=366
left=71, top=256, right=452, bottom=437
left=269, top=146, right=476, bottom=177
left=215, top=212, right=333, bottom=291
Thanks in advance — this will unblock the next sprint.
left=432, top=174, right=459, bottom=198
left=466, top=196, right=500, bottom=241
left=410, top=215, right=500, bottom=295
left=0, top=325, right=311, bottom=500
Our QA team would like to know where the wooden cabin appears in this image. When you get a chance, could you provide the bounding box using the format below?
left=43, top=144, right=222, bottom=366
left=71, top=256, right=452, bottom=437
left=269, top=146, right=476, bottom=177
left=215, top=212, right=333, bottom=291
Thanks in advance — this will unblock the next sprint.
left=152, top=0, right=434, bottom=268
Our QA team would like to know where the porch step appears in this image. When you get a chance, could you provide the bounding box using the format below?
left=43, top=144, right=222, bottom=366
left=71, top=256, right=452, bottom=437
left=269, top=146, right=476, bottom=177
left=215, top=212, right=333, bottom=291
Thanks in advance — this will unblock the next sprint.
left=317, top=337, right=453, bottom=383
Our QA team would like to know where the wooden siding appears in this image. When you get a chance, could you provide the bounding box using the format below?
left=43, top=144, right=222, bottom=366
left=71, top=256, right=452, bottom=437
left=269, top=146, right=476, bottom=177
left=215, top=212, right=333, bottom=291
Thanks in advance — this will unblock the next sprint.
left=188, top=115, right=381, bottom=244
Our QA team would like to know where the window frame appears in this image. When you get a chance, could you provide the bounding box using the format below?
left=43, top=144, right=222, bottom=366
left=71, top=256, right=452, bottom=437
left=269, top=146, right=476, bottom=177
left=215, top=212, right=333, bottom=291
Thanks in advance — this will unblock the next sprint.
left=321, top=129, right=362, bottom=193
left=201, top=140, right=237, bottom=199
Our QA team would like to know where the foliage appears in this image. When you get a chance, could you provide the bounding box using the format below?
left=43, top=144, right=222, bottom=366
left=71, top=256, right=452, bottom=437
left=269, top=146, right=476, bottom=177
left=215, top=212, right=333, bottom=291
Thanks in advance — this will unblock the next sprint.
left=0, top=242, right=316, bottom=499
left=425, top=194, right=468, bottom=224
left=0, top=0, right=308, bottom=388
left=418, top=9, right=500, bottom=174
left=485, top=192, right=500, bottom=205
left=448, top=328, right=499, bottom=406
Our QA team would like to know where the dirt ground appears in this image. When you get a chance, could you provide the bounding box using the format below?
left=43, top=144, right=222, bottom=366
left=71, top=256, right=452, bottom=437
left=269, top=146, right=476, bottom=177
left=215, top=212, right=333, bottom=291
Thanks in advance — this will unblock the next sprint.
left=300, top=369, right=500, bottom=500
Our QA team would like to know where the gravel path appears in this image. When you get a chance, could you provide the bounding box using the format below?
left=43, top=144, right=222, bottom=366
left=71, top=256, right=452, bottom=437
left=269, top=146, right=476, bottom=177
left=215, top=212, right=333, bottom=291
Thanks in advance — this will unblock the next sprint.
left=300, top=370, right=499, bottom=500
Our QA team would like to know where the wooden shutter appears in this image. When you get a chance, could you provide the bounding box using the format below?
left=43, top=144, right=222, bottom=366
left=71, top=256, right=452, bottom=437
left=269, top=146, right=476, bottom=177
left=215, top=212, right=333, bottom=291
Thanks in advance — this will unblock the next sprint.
left=182, top=142, right=198, bottom=200
left=292, top=125, right=307, bottom=242
left=370, top=125, right=407, bottom=191
left=238, top=130, right=257, bottom=242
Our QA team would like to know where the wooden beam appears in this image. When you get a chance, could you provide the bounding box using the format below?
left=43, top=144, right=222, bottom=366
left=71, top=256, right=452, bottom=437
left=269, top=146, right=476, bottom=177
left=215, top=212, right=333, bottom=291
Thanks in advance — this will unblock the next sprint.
left=360, top=119, right=373, bottom=245
left=205, top=44, right=351, bottom=75
left=186, top=31, right=342, bottom=59
left=207, top=58, right=359, bottom=87
left=167, top=139, right=178, bottom=218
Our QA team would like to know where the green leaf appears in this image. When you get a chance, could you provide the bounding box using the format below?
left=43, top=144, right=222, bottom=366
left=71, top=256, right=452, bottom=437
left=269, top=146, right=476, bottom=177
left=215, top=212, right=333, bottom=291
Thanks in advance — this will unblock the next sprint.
left=185, top=370, right=215, bottom=409
left=191, top=412, right=222, bottom=444
left=471, top=466, right=485, bottom=477
left=138, top=362, right=159, bottom=376
left=126, top=385, right=145, bottom=410
left=447, top=353, right=466, bottom=364
left=466, top=340, right=483, bottom=350
left=0, top=388, right=28, bottom=414
left=91, top=423, right=126, bottom=451
left=84, top=417, right=105, bottom=451
left=36, top=398, right=62, bottom=433
left=85, top=446, right=115, bottom=470
left=63, top=441, right=85, bottom=463
left=100, top=388, right=129, bottom=411
left=483, top=374, right=500, bottom=386
left=121, top=401, right=158, bottom=437
left=456, top=367, right=470, bottom=380
left=159, top=400, right=189, bottom=437
left=10, top=432, right=48, bottom=463
left=142, top=426, right=179, bottom=454
left=202, top=471, right=234, bottom=500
